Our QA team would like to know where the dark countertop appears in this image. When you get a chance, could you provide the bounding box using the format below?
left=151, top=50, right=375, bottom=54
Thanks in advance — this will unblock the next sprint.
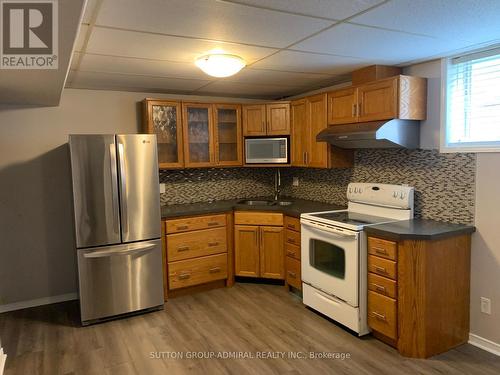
left=161, top=196, right=345, bottom=219
left=364, top=219, right=476, bottom=241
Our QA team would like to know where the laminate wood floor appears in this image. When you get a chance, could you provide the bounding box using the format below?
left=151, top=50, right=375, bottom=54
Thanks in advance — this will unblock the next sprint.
left=1, top=283, right=499, bottom=375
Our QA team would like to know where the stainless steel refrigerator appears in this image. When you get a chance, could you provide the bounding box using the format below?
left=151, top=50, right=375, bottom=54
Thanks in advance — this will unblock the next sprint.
left=69, top=134, right=164, bottom=325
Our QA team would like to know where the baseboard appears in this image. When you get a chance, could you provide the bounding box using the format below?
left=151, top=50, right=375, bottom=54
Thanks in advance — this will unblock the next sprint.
left=0, top=348, right=6, bottom=375
left=0, top=293, right=77, bottom=314
left=469, top=333, right=500, bottom=356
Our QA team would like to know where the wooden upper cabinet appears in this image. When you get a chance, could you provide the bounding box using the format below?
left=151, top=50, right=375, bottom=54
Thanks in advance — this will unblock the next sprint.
left=182, top=103, right=214, bottom=168
left=214, top=104, right=242, bottom=166
left=142, top=99, right=184, bottom=169
left=291, top=99, right=308, bottom=167
left=242, top=103, right=290, bottom=136
left=307, top=93, right=329, bottom=168
left=234, top=225, right=260, bottom=277
left=327, top=75, right=427, bottom=125
left=358, top=78, right=398, bottom=122
left=242, top=105, right=266, bottom=136
left=266, top=103, right=290, bottom=135
left=259, top=226, right=284, bottom=279
left=327, top=87, right=358, bottom=125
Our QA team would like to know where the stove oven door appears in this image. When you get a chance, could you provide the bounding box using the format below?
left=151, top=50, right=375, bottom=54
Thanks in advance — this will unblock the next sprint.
left=301, top=219, right=359, bottom=307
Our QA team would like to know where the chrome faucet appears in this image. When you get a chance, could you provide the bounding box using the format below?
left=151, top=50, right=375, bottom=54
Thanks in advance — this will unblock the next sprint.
left=274, top=169, right=281, bottom=201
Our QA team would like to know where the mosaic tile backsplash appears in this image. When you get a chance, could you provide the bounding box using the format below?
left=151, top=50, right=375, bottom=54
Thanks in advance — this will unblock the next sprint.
left=281, top=149, right=476, bottom=224
left=159, top=149, right=476, bottom=224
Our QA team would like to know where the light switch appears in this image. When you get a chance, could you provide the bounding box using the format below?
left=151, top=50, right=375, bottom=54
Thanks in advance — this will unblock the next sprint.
left=293, top=177, right=299, bottom=187
left=159, top=183, right=166, bottom=194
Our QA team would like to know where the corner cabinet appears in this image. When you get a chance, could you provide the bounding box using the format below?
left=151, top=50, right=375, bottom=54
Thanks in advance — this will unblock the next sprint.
left=234, top=211, right=285, bottom=280
left=291, top=93, right=353, bottom=168
left=327, top=75, right=427, bottom=125
left=242, top=102, right=290, bottom=136
left=142, top=99, right=184, bottom=169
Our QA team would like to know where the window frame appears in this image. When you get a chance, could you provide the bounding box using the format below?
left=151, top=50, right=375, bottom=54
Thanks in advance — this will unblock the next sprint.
left=441, top=52, right=500, bottom=153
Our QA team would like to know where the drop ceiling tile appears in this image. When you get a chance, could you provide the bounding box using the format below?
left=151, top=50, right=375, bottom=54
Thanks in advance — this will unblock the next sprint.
left=78, top=53, right=210, bottom=80
left=74, top=24, right=88, bottom=51
left=86, top=27, right=278, bottom=64
left=293, top=23, right=473, bottom=64
left=82, top=0, right=98, bottom=24
left=227, top=68, right=332, bottom=87
left=96, top=0, right=333, bottom=48
left=251, top=50, right=368, bottom=74
left=197, top=81, right=301, bottom=98
left=231, top=0, right=385, bottom=20
left=68, top=71, right=211, bottom=92
left=351, top=0, right=500, bottom=44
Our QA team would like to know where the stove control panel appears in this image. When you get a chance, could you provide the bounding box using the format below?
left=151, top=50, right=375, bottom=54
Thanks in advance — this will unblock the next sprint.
left=347, top=183, right=414, bottom=209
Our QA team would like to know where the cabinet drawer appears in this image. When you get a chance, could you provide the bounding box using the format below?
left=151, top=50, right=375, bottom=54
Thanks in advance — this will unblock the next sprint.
left=285, top=229, right=300, bottom=246
left=368, top=273, right=397, bottom=299
left=368, top=291, right=397, bottom=340
left=286, top=256, right=301, bottom=290
left=368, top=255, right=397, bottom=280
left=368, top=237, right=397, bottom=261
left=284, top=216, right=301, bottom=232
left=168, top=253, right=227, bottom=290
left=167, top=227, right=227, bottom=262
left=234, top=211, right=283, bottom=226
left=285, top=243, right=300, bottom=260
left=166, top=214, right=226, bottom=234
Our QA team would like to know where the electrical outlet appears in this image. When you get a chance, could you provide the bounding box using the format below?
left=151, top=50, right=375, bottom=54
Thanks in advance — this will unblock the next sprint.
left=481, top=297, right=491, bottom=314
left=159, top=183, right=166, bottom=194
left=292, top=177, right=299, bottom=187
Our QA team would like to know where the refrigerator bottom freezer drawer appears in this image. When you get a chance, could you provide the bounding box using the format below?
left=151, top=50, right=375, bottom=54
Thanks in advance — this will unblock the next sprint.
left=77, top=239, right=164, bottom=323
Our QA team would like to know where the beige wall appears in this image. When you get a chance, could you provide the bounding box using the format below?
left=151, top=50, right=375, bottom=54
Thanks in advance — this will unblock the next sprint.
left=0, top=89, right=257, bottom=306
left=404, top=60, right=500, bottom=346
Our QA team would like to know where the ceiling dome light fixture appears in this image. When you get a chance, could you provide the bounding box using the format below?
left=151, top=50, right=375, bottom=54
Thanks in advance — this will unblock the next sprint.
left=195, top=53, right=246, bottom=78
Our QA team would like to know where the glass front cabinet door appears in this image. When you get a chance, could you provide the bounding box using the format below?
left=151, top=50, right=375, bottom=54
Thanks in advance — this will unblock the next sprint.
left=214, top=104, right=242, bottom=166
left=142, top=99, right=184, bottom=169
left=182, top=103, right=214, bottom=167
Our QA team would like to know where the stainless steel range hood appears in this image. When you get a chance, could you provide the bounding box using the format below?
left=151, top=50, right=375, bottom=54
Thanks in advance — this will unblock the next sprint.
left=316, top=120, right=420, bottom=149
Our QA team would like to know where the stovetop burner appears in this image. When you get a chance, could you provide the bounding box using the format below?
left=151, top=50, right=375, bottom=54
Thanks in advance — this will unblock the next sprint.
left=309, top=211, right=394, bottom=227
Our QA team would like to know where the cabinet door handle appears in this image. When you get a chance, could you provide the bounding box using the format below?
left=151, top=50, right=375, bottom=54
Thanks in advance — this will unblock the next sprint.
left=287, top=271, right=297, bottom=278
left=286, top=250, right=295, bottom=257
left=208, top=241, right=219, bottom=247
left=209, top=267, right=221, bottom=273
left=375, top=266, right=387, bottom=274
left=371, top=283, right=386, bottom=293
left=177, top=246, right=190, bottom=252
left=287, top=224, right=296, bottom=230
left=207, top=222, right=219, bottom=227
left=303, top=151, right=306, bottom=165
left=352, top=103, right=356, bottom=117
left=373, top=247, right=388, bottom=255
left=358, top=103, right=362, bottom=116
left=371, top=311, right=386, bottom=321
left=287, top=238, right=296, bottom=244
left=176, top=225, right=188, bottom=231
left=178, top=273, right=191, bottom=280
left=305, top=152, right=308, bottom=165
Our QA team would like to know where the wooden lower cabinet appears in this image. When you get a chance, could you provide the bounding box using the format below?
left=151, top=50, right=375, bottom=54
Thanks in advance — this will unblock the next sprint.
left=234, top=212, right=285, bottom=280
left=163, top=212, right=234, bottom=298
left=260, top=226, right=284, bottom=279
left=284, top=215, right=302, bottom=291
left=367, top=234, right=472, bottom=358
left=234, top=225, right=260, bottom=277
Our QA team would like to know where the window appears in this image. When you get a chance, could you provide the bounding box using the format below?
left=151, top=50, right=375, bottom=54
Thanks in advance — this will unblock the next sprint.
left=443, top=47, right=500, bottom=152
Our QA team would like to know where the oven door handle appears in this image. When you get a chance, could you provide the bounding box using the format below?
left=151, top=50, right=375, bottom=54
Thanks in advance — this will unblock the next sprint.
left=301, top=221, right=358, bottom=238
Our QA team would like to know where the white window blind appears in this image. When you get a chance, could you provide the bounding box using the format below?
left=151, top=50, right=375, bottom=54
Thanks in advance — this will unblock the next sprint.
left=445, top=47, right=500, bottom=151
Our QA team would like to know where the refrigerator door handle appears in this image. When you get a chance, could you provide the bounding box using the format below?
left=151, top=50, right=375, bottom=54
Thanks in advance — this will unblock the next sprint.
left=83, top=244, right=155, bottom=258
left=109, top=144, right=120, bottom=234
left=117, top=142, right=128, bottom=236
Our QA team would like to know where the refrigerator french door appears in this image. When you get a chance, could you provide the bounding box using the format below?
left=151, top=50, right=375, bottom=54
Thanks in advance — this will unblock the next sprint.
left=69, top=134, right=164, bottom=325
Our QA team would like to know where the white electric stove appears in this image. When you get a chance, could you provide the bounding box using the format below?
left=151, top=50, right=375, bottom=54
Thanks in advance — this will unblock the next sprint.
left=300, top=183, right=414, bottom=335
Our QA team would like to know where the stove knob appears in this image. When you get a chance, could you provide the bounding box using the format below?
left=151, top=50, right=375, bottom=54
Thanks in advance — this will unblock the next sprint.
left=392, top=191, right=397, bottom=198
left=400, top=192, right=406, bottom=199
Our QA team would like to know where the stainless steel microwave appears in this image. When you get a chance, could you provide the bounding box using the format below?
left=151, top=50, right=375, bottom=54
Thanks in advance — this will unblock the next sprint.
left=245, top=137, right=288, bottom=164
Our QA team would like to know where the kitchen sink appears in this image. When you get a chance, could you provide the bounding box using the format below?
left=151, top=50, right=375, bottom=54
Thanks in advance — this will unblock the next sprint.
left=237, top=199, right=275, bottom=205
left=276, top=201, right=293, bottom=206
